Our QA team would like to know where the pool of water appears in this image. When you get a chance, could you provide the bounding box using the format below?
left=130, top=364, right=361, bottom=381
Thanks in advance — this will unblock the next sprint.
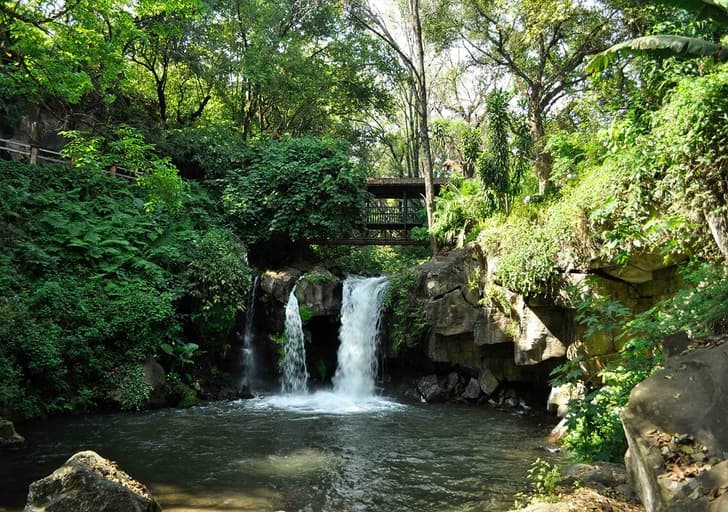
left=0, top=396, right=558, bottom=512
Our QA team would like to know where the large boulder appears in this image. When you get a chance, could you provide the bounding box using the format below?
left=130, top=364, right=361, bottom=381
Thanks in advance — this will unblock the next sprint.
left=294, top=269, right=342, bottom=316
left=622, top=336, right=728, bottom=512
left=513, top=299, right=568, bottom=365
left=142, top=357, right=167, bottom=408
left=416, top=248, right=480, bottom=305
left=0, top=418, right=25, bottom=451
left=417, top=374, right=447, bottom=403
left=25, top=450, right=162, bottom=512
left=259, top=268, right=302, bottom=304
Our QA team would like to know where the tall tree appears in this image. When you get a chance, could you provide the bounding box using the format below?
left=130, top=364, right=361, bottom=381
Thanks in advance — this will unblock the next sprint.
left=458, top=0, right=618, bottom=194
left=347, top=0, right=438, bottom=252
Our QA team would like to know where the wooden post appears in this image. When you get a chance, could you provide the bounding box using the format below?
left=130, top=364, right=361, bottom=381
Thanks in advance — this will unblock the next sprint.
left=29, top=146, right=38, bottom=165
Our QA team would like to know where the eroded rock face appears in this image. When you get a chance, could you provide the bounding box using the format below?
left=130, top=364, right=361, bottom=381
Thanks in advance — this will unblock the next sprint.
left=622, top=336, right=728, bottom=512
left=260, top=268, right=302, bottom=304
left=25, top=450, right=162, bottom=512
left=294, top=269, right=342, bottom=317
left=427, top=289, right=481, bottom=337
left=514, top=299, right=568, bottom=365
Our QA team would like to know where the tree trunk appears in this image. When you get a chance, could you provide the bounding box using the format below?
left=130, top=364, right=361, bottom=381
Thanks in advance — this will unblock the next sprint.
left=409, top=0, right=437, bottom=254
left=529, top=105, right=552, bottom=195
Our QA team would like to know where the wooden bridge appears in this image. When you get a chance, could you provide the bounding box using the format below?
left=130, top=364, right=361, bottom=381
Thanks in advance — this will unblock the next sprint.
left=312, top=178, right=446, bottom=246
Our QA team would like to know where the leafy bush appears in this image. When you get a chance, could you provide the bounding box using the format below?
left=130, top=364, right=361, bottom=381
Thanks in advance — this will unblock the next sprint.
left=431, top=177, right=492, bottom=247
left=222, top=136, right=368, bottom=245
left=382, top=268, right=430, bottom=350
left=185, top=227, right=252, bottom=346
left=554, top=262, right=728, bottom=461
left=0, top=160, right=249, bottom=420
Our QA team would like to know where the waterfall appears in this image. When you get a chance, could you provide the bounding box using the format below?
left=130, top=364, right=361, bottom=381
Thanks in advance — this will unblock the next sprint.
left=239, top=274, right=259, bottom=394
left=281, top=287, right=309, bottom=394
left=333, top=276, right=389, bottom=397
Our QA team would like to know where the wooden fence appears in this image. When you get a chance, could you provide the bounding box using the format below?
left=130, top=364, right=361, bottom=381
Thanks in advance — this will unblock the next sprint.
left=0, top=138, right=137, bottom=180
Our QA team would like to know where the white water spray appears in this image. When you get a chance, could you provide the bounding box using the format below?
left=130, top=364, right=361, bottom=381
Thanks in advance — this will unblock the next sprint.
left=281, top=287, right=309, bottom=394
left=332, top=275, right=389, bottom=397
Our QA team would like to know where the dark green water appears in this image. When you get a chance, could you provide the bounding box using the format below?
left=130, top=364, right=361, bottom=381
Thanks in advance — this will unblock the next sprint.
left=0, top=397, right=557, bottom=512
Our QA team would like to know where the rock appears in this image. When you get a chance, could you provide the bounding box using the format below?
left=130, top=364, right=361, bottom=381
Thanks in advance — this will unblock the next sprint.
left=24, top=450, right=162, bottom=512
left=461, top=378, right=482, bottom=400
left=562, top=462, right=629, bottom=487
left=417, top=374, right=446, bottom=403
left=426, top=333, right=481, bottom=371
left=142, top=357, right=167, bottom=408
left=294, top=269, right=342, bottom=316
left=548, top=418, right=569, bottom=443
left=474, top=308, right=514, bottom=345
left=445, top=371, right=461, bottom=392
left=506, top=503, right=568, bottom=512
left=622, top=337, right=728, bottom=512
left=514, top=299, right=568, bottom=365
left=0, top=418, right=25, bottom=451
left=662, top=331, right=691, bottom=362
left=596, top=252, right=676, bottom=284
left=426, top=289, right=481, bottom=337
left=260, top=268, right=302, bottom=304
left=547, top=383, right=585, bottom=418
left=478, top=367, right=500, bottom=395
left=416, top=249, right=478, bottom=304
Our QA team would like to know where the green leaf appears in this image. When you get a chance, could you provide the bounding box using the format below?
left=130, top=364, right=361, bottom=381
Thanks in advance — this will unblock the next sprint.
left=587, top=35, right=728, bottom=72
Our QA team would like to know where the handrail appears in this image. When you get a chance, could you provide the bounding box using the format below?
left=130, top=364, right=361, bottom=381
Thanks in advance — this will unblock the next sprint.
left=0, top=138, right=136, bottom=179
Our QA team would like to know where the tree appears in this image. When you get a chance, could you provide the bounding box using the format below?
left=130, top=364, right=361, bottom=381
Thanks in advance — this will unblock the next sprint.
left=0, top=0, right=129, bottom=131
left=347, top=0, right=438, bottom=252
left=207, top=0, right=393, bottom=141
left=222, top=137, right=369, bottom=246
left=123, top=0, right=215, bottom=128
left=458, top=0, right=618, bottom=194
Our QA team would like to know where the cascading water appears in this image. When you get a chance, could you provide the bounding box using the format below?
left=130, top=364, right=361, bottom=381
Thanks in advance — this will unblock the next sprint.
left=259, top=275, right=399, bottom=413
left=332, top=275, right=389, bottom=397
left=281, top=287, right=309, bottom=394
left=239, top=274, right=259, bottom=394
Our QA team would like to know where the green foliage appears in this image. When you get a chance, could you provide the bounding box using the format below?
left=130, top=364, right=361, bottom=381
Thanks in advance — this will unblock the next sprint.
left=61, top=126, right=189, bottom=212
left=431, top=177, right=492, bottom=247
left=527, top=458, right=562, bottom=498
left=223, top=137, right=368, bottom=245
left=185, top=227, right=252, bottom=345
left=0, top=160, right=249, bottom=420
left=109, top=364, right=152, bottom=411
left=587, top=1, right=728, bottom=72
left=477, top=89, right=525, bottom=213
left=382, top=268, right=430, bottom=350
left=514, top=458, right=562, bottom=508
left=554, top=262, right=728, bottom=461
left=312, top=245, right=430, bottom=275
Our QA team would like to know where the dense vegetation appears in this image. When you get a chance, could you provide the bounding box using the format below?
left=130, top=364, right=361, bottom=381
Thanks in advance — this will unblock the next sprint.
left=2, top=0, right=728, bottom=473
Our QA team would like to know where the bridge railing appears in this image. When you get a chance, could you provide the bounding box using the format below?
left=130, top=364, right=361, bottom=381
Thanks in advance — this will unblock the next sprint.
left=366, top=204, right=423, bottom=226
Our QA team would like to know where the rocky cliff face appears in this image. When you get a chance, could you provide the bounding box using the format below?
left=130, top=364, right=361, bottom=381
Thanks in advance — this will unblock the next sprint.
left=391, top=243, right=678, bottom=407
